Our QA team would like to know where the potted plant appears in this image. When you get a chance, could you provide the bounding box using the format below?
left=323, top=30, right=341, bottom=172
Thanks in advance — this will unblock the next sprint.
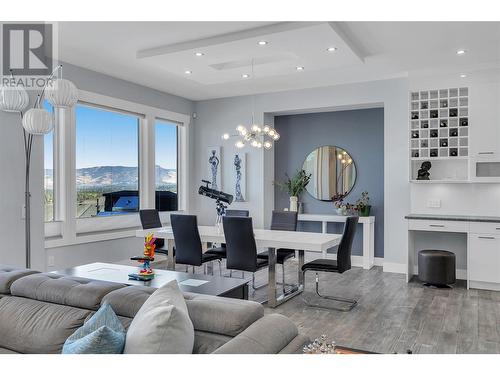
left=354, top=191, right=371, bottom=216
left=275, top=170, right=311, bottom=212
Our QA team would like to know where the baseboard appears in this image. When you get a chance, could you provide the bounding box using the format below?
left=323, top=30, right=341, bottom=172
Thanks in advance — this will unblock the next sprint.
left=383, top=262, right=407, bottom=274
left=469, top=281, right=500, bottom=291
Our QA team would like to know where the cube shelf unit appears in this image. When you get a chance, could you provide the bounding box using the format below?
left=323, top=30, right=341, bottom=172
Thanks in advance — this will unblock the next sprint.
left=409, top=87, right=470, bottom=182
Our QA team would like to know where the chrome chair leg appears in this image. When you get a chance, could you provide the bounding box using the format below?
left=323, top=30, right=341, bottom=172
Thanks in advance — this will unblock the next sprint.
left=302, top=271, right=357, bottom=312
left=251, top=272, right=267, bottom=290
left=204, top=263, right=207, bottom=275
left=229, top=269, right=233, bottom=278
left=281, top=263, right=286, bottom=294
left=217, top=259, right=222, bottom=276
left=185, top=265, right=189, bottom=273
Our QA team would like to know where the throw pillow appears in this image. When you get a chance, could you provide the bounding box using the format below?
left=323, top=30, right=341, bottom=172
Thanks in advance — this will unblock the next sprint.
left=62, top=303, right=125, bottom=354
left=123, top=280, right=194, bottom=354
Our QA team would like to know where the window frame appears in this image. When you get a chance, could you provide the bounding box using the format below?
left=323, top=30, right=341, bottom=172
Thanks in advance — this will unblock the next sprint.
left=154, top=117, right=180, bottom=212
left=45, top=90, right=190, bottom=248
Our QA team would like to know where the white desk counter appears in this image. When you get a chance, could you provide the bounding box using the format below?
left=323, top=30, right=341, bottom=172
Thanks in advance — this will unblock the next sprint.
left=406, top=214, right=500, bottom=291
left=297, top=214, right=375, bottom=270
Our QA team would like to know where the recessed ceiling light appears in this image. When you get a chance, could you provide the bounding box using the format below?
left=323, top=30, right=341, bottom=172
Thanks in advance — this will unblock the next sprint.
left=258, top=40, right=268, bottom=46
left=327, top=47, right=338, bottom=52
left=456, top=49, right=467, bottom=55
left=194, top=52, right=204, bottom=57
left=184, top=70, right=192, bottom=75
left=460, top=73, right=467, bottom=78
left=242, top=74, right=250, bottom=79
left=296, top=66, right=304, bottom=71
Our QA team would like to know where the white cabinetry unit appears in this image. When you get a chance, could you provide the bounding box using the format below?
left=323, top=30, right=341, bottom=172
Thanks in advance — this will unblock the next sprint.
left=469, top=233, right=500, bottom=284
left=407, top=215, right=500, bottom=291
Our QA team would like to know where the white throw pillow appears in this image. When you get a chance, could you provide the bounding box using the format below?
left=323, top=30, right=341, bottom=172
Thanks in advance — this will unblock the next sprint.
left=124, top=280, right=194, bottom=354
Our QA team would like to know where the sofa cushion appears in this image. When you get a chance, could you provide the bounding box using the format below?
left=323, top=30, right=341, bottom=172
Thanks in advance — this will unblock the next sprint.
left=124, top=280, right=194, bottom=354
left=62, top=303, right=125, bottom=354
left=0, top=296, right=91, bottom=354
left=10, top=273, right=125, bottom=310
left=0, top=266, right=39, bottom=294
left=193, top=330, right=232, bottom=354
left=103, top=286, right=264, bottom=337
left=213, top=314, right=299, bottom=354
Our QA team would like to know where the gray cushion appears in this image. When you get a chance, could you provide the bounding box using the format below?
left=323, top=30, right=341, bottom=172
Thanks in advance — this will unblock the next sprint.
left=193, top=330, right=232, bottom=354
left=213, top=314, right=299, bottom=354
left=103, top=286, right=264, bottom=337
left=0, top=347, right=19, bottom=354
left=0, top=296, right=91, bottom=354
left=10, top=273, right=125, bottom=310
left=0, top=266, right=39, bottom=294
left=184, top=293, right=264, bottom=337
left=278, top=334, right=310, bottom=354
left=124, top=280, right=194, bottom=354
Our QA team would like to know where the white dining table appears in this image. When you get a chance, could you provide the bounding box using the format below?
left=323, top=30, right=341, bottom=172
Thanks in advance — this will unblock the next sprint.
left=136, top=226, right=342, bottom=307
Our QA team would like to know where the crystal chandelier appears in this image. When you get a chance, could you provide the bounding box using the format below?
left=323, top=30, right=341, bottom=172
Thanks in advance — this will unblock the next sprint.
left=221, top=59, right=280, bottom=149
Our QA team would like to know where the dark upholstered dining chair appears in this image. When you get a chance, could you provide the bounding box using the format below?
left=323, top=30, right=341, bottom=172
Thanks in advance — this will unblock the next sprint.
left=257, top=210, right=298, bottom=292
left=223, top=216, right=268, bottom=289
left=170, top=214, right=224, bottom=275
left=301, top=216, right=359, bottom=311
left=205, top=209, right=249, bottom=259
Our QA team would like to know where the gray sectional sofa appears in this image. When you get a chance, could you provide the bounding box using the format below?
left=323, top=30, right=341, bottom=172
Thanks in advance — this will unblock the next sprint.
left=0, top=265, right=308, bottom=354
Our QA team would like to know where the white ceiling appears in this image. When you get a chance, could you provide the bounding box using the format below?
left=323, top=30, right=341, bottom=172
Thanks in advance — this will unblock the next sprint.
left=58, top=21, right=500, bottom=101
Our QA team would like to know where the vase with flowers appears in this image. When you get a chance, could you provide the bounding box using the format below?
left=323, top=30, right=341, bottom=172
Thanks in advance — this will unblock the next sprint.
left=275, top=170, right=311, bottom=212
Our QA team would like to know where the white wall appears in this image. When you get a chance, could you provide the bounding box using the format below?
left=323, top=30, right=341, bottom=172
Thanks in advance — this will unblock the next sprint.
left=0, top=62, right=194, bottom=271
left=193, top=78, right=410, bottom=271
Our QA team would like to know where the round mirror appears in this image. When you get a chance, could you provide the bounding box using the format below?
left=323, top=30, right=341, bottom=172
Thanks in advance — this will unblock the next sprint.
left=302, top=145, right=357, bottom=201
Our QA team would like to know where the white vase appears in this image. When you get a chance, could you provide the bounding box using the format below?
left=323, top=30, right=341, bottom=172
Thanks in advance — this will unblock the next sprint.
left=289, top=196, right=298, bottom=212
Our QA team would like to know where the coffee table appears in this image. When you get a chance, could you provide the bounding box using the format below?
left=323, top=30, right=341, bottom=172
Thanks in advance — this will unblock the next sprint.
left=53, top=262, right=249, bottom=299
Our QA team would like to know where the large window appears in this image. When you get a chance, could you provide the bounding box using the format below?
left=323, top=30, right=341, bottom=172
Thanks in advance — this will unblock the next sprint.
left=43, top=100, right=54, bottom=222
left=75, top=104, right=140, bottom=218
left=155, top=119, right=178, bottom=211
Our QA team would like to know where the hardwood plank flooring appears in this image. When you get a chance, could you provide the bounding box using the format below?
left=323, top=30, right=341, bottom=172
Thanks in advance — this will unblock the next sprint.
left=150, top=256, right=500, bottom=354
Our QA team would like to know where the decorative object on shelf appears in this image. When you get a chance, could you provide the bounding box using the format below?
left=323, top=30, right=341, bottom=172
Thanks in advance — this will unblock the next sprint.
left=302, top=145, right=357, bottom=201
left=207, top=146, right=221, bottom=190
left=0, top=65, right=78, bottom=268
left=333, top=198, right=353, bottom=216
left=128, top=232, right=156, bottom=281
left=221, top=59, right=279, bottom=150
left=416, top=161, right=432, bottom=180
left=233, top=153, right=246, bottom=202
left=303, top=335, right=337, bottom=354
left=354, top=191, right=371, bottom=216
left=275, top=169, right=311, bottom=212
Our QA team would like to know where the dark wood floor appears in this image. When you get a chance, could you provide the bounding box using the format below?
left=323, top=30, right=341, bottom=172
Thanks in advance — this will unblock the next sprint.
left=150, top=257, right=500, bottom=354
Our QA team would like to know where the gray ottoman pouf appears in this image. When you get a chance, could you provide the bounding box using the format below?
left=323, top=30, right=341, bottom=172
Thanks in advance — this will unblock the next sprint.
left=418, top=250, right=456, bottom=287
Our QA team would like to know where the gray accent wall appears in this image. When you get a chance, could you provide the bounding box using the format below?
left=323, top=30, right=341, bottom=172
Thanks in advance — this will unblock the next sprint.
left=274, top=108, right=385, bottom=257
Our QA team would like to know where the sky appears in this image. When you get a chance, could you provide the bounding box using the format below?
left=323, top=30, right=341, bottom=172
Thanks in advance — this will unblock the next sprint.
left=44, top=103, right=178, bottom=170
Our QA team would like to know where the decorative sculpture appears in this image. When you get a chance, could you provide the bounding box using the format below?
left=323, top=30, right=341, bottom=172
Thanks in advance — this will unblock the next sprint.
left=234, top=154, right=244, bottom=202
left=417, top=161, right=432, bottom=180
left=209, top=149, right=220, bottom=190
left=128, top=232, right=156, bottom=281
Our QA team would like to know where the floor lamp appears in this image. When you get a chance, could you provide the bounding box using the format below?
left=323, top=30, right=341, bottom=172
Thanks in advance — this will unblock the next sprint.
left=0, top=66, right=78, bottom=268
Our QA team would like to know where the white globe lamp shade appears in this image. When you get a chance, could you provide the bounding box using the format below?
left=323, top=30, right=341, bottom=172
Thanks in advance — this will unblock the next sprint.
left=45, top=79, right=78, bottom=108
left=0, top=85, right=29, bottom=112
left=22, top=108, right=53, bottom=135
